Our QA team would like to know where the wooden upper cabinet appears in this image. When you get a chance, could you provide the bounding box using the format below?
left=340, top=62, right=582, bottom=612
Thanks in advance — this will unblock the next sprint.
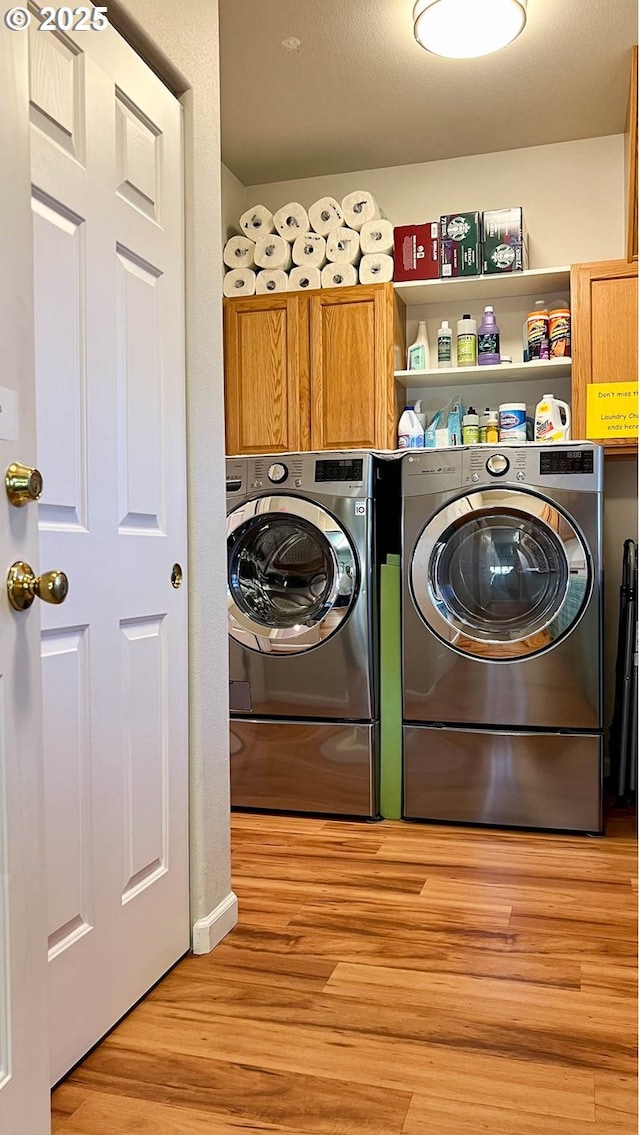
left=309, top=284, right=398, bottom=451
left=223, top=283, right=405, bottom=454
left=570, top=259, right=638, bottom=455
left=223, top=293, right=309, bottom=455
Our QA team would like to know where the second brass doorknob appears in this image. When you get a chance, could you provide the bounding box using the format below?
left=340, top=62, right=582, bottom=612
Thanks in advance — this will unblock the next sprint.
left=7, top=561, right=69, bottom=611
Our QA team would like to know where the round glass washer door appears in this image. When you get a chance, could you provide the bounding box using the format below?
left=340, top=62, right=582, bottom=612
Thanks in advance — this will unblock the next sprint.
left=410, top=488, right=592, bottom=661
left=227, top=494, right=358, bottom=654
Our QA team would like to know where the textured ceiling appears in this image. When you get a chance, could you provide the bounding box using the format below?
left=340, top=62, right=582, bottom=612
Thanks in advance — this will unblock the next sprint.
left=219, top=0, right=637, bottom=186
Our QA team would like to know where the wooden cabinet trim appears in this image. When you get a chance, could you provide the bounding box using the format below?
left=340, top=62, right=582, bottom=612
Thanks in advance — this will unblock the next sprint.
left=571, top=259, right=639, bottom=282
left=626, top=45, right=638, bottom=263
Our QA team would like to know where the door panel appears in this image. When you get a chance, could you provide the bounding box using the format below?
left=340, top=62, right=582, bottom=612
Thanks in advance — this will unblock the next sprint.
left=32, top=194, right=87, bottom=528
left=120, top=616, right=167, bottom=897
left=115, top=88, right=162, bottom=221
left=42, top=628, right=91, bottom=954
left=116, top=246, right=164, bottom=530
left=224, top=295, right=309, bottom=454
left=571, top=259, right=638, bottom=454
left=29, top=15, right=189, bottom=1084
left=28, top=18, right=84, bottom=158
left=310, top=286, right=391, bottom=450
left=591, top=276, right=638, bottom=381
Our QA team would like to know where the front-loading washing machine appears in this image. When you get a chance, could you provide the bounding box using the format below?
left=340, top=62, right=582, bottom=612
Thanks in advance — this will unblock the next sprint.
left=226, top=451, right=393, bottom=817
left=401, top=443, right=603, bottom=833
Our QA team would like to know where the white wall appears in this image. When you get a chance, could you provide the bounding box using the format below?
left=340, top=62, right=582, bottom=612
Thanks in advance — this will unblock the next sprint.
left=222, top=162, right=247, bottom=242
left=231, top=135, right=625, bottom=267
left=111, top=0, right=234, bottom=943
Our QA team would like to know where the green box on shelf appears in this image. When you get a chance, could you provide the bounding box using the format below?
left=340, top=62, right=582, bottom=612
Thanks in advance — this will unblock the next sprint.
left=439, top=212, right=481, bottom=277
left=482, top=207, right=529, bottom=274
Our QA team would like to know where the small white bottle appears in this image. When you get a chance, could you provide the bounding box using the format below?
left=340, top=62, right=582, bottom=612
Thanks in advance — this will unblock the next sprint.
left=457, top=313, right=477, bottom=367
left=397, top=405, right=425, bottom=449
left=407, top=320, right=430, bottom=370
left=413, top=399, right=427, bottom=430
left=437, top=320, right=453, bottom=368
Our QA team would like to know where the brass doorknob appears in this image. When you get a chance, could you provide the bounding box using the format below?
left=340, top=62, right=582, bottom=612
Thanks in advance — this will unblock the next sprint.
left=7, top=561, right=69, bottom=611
left=5, top=463, right=43, bottom=507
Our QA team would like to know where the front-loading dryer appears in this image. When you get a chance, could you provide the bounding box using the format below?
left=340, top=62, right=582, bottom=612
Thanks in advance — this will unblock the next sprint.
left=401, top=443, right=603, bottom=833
left=227, top=451, right=386, bottom=817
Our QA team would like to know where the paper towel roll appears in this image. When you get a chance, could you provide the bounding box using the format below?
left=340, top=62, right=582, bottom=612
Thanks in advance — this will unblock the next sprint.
left=273, top=202, right=309, bottom=242
left=289, top=266, right=322, bottom=292
left=308, top=196, right=344, bottom=236
left=223, top=235, right=256, bottom=270
left=321, top=263, right=358, bottom=288
left=341, top=191, right=382, bottom=232
left=292, top=232, right=326, bottom=269
left=239, top=204, right=274, bottom=240
left=254, top=234, right=292, bottom=270
left=223, top=268, right=256, bottom=297
left=359, top=218, right=394, bottom=255
left=255, top=269, right=289, bottom=294
left=359, top=253, right=394, bottom=284
left=326, top=227, right=361, bottom=265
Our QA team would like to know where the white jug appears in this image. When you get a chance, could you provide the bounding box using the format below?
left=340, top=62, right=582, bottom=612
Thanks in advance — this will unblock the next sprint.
left=535, top=394, right=571, bottom=442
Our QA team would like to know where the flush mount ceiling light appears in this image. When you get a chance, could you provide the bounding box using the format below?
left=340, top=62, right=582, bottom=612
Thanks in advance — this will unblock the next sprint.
left=413, top=0, right=527, bottom=59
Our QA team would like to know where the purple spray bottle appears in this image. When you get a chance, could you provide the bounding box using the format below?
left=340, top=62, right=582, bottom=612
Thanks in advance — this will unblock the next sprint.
left=477, top=305, right=501, bottom=366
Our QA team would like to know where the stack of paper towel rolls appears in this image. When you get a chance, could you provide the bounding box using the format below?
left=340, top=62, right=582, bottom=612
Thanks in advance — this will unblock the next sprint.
left=223, top=191, right=393, bottom=295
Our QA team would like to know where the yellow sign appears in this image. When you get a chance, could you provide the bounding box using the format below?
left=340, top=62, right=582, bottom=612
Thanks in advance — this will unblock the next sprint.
left=586, top=382, right=639, bottom=440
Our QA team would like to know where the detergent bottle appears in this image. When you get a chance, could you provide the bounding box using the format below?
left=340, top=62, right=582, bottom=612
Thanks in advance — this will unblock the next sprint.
left=398, top=405, right=425, bottom=448
left=535, top=394, right=572, bottom=442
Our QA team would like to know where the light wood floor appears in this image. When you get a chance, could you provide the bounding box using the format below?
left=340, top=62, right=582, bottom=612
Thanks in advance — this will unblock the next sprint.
left=53, top=810, right=638, bottom=1134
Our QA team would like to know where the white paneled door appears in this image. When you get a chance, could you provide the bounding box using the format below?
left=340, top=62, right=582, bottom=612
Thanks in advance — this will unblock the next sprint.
left=31, top=11, right=188, bottom=1089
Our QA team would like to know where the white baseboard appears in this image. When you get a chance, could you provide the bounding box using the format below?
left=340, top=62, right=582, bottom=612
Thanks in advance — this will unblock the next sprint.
left=191, top=890, right=238, bottom=955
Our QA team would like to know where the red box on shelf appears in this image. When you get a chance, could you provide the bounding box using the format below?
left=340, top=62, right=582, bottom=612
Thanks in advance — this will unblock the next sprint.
left=393, top=222, right=440, bottom=282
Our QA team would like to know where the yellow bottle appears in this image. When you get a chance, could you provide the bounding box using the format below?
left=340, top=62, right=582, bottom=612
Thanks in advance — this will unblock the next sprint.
left=485, top=412, right=499, bottom=444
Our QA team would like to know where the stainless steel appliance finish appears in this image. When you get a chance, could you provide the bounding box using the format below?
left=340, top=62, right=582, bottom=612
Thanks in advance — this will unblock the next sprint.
left=230, top=718, right=375, bottom=815
left=403, top=727, right=602, bottom=832
left=227, top=451, right=380, bottom=816
left=401, top=443, right=603, bottom=832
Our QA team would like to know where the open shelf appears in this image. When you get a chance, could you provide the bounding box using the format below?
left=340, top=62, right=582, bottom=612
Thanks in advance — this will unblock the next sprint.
left=395, top=357, right=572, bottom=388
left=393, top=266, right=571, bottom=307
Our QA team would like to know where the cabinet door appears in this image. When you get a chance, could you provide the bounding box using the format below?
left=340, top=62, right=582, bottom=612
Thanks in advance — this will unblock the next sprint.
left=224, top=294, right=309, bottom=454
left=571, top=260, right=638, bottom=455
left=309, top=284, right=396, bottom=450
